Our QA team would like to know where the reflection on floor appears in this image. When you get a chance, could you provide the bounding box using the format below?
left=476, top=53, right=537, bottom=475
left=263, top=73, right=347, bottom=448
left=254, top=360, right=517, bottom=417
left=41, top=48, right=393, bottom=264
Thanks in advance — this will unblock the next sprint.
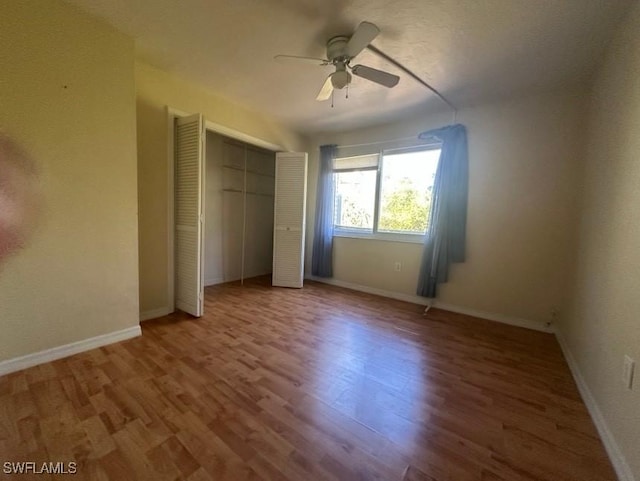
left=0, top=276, right=616, bottom=480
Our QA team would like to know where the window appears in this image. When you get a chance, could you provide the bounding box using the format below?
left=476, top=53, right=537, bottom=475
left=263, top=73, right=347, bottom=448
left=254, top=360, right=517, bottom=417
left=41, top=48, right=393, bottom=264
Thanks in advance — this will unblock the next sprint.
left=333, top=146, right=441, bottom=241
left=333, top=153, right=378, bottom=232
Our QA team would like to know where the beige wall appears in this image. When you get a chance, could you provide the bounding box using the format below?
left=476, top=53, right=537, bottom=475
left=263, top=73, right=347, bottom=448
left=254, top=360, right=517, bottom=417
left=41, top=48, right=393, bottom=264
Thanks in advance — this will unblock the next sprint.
left=136, top=63, right=307, bottom=314
left=307, top=89, right=587, bottom=327
left=560, top=3, right=640, bottom=478
left=0, top=1, right=139, bottom=360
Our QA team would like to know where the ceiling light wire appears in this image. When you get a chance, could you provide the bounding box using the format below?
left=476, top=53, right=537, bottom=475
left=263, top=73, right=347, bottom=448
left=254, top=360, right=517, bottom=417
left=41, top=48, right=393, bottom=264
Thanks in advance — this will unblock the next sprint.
left=366, top=45, right=458, bottom=123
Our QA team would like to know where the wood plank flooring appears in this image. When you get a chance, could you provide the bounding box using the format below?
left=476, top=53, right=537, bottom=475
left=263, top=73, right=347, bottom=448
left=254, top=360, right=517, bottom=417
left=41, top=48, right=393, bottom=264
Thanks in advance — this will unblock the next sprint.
left=0, top=277, right=616, bottom=480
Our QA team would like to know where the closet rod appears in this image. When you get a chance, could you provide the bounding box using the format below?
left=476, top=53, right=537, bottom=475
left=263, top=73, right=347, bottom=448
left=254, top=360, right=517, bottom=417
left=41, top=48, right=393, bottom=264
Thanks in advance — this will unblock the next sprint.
left=222, top=188, right=273, bottom=197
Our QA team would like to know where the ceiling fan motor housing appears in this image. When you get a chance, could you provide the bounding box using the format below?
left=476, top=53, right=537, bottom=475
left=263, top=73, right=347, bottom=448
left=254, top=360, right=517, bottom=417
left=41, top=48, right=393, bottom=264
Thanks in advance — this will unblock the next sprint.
left=326, top=36, right=350, bottom=62
left=275, top=22, right=397, bottom=101
left=327, top=36, right=352, bottom=89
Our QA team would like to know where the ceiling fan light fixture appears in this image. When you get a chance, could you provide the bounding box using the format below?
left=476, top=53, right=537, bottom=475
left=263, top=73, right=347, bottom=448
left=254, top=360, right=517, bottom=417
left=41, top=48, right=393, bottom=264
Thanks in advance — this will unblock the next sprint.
left=276, top=21, right=400, bottom=102
left=331, top=70, right=351, bottom=90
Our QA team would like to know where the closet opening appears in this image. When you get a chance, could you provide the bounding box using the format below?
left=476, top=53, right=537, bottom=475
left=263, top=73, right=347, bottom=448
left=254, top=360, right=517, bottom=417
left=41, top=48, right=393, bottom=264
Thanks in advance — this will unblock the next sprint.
left=168, top=108, right=284, bottom=317
left=205, top=131, right=276, bottom=288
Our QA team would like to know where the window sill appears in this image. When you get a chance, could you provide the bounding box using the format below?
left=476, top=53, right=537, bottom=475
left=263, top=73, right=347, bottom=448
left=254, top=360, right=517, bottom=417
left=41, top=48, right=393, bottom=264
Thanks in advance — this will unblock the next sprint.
left=333, top=230, right=425, bottom=245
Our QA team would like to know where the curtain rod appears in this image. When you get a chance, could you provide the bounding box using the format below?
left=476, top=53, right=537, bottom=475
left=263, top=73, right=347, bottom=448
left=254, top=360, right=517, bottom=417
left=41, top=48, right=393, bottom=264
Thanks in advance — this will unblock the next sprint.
left=335, top=135, right=435, bottom=150
left=367, top=45, right=458, bottom=123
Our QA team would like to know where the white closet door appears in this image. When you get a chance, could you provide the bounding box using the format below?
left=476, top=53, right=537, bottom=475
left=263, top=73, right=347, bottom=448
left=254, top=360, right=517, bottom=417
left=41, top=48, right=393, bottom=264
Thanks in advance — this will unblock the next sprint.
left=273, top=152, right=308, bottom=288
left=175, top=114, right=205, bottom=316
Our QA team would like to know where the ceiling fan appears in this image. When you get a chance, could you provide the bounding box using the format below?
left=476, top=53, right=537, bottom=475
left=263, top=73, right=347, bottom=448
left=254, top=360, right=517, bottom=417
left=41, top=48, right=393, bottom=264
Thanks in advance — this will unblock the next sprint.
left=275, top=21, right=400, bottom=101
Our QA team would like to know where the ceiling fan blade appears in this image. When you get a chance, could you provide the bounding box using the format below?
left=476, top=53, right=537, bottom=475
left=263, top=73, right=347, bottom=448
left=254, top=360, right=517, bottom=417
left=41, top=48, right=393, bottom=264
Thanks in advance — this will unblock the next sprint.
left=274, top=54, right=329, bottom=66
left=351, top=64, right=399, bottom=88
left=346, top=21, right=380, bottom=58
left=316, top=75, right=334, bottom=101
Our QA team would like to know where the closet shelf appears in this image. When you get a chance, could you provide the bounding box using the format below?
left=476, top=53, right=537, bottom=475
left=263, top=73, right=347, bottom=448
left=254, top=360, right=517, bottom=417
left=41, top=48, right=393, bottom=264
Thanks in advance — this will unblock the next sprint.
left=222, top=165, right=275, bottom=178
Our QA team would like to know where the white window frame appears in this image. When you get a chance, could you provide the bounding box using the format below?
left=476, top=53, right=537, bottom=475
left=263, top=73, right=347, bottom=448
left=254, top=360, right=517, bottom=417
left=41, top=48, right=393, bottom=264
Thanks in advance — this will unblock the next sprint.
left=333, top=143, right=441, bottom=244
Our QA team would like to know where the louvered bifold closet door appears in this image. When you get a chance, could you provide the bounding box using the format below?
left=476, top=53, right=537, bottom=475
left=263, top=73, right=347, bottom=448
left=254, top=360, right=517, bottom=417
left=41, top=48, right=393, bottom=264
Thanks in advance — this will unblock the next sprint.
left=272, top=152, right=308, bottom=288
left=175, top=114, right=205, bottom=316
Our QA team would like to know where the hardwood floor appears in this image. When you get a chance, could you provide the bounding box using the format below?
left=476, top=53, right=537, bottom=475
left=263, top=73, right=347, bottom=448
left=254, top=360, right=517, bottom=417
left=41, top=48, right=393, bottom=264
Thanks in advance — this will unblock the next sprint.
left=0, top=277, right=616, bottom=480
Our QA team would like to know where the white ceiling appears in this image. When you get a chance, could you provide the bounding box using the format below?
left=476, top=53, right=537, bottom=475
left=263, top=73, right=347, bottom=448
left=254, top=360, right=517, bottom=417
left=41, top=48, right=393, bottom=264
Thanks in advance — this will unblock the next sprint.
left=67, top=0, right=632, bottom=134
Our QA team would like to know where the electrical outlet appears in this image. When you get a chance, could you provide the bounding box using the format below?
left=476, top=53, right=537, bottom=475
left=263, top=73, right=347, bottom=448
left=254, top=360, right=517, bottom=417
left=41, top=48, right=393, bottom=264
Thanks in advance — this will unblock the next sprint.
left=623, top=355, right=635, bottom=390
left=394, top=261, right=402, bottom=272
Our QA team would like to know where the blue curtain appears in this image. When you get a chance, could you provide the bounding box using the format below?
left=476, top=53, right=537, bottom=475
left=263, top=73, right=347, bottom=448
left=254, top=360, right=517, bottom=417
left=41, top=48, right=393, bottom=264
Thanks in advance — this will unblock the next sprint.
left=311, top=144, right=337, bottom=277
left=417, top=124, right=468, bottom=298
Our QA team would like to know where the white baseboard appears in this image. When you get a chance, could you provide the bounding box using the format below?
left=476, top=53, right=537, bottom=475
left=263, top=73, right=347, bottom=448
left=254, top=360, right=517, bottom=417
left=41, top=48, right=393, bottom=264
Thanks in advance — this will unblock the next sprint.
left=308, top=275, right=431, bottom=306
left=0, top=325, right=142, bottom=377
left=307, top=276, right=633, bottom=478
left=555, top=329, right=636, bottom=481
left=306, top=276, right=551, bottom=333
left=205, top=277, right=224, bottom=287
left=434, top=300, right=551, bottom=333
left=140, top=306, right=173, bottom=321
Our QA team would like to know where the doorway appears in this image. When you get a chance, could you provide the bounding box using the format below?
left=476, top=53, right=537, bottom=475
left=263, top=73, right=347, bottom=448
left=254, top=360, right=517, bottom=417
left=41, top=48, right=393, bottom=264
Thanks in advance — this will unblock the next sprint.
left=168, top=108, right=283, bottom=316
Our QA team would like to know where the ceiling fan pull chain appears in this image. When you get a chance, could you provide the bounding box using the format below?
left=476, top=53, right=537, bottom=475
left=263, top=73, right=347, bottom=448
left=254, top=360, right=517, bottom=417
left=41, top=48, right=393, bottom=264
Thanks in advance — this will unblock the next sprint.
left=276, top=22, right=401, bottom=103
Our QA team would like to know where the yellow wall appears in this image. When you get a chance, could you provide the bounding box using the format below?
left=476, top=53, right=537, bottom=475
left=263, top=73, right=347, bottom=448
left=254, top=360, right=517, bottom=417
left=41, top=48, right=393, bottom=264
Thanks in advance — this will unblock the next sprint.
left=560, top=3, right=640, bottom=478
left=0, top=1, right=139, bottom=360
left=136, top=63, right=307, bottom=314
left=307, top=89, right=587, bottom=327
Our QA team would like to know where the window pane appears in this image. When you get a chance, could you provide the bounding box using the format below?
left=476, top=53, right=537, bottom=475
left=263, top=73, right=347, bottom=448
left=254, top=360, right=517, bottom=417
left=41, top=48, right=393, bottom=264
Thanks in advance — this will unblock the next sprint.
left=378, top=149, right=440, bottom=234
left=334, top=170, right=376, bottom=230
